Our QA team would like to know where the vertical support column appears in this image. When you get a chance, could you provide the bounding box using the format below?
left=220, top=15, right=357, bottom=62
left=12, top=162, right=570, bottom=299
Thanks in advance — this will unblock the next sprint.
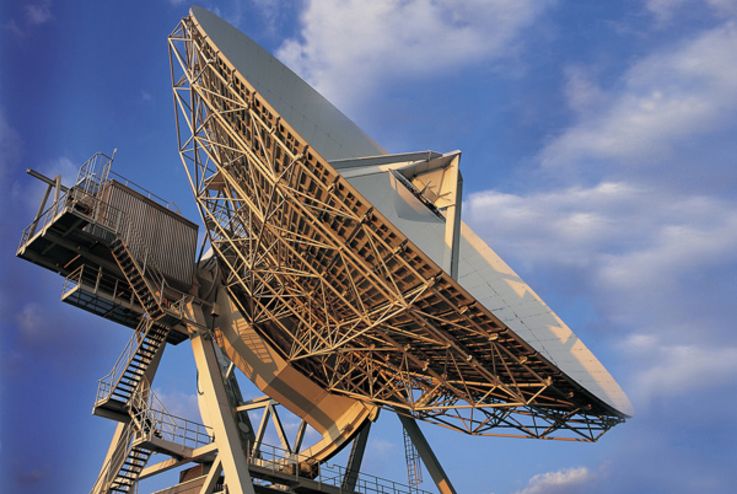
left=342, top=421, right=371, bottom=492
left=398, top=414, right=457, bottom=494
left=52, top=175, right=62, bottom=216
left=190, top=309, right=255, bottom=494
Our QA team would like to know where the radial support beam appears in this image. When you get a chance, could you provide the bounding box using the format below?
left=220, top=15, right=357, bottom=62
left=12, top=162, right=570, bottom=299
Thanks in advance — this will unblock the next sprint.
left=397, top=414, right=457, bottom=494
left=190, top=306, right=255, bottom=494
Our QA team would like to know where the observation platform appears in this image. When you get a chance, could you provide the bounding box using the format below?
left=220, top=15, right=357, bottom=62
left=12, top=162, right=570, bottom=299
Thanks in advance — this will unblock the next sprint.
left=17, top=156, right=199, bottom=345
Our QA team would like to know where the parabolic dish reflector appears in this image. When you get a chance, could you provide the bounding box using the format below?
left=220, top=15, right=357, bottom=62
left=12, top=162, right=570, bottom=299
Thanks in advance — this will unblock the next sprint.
left=169, top=6, right=631, bottom=442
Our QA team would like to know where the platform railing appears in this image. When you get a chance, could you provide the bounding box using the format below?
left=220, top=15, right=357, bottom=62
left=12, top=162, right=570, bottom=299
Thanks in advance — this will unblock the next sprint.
left=18, top=187, right=68, bottom=249
left=248, top=442, right=432, bottom=494
left=63, top=264, right=137, bottom=306
left=130, top=384, right=214, bottom=450
left=75, top=150, right=114, bottom=196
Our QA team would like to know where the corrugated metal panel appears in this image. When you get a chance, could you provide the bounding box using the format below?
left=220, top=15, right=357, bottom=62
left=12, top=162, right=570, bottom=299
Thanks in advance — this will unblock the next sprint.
left=100, top=181, right=198, bottom=289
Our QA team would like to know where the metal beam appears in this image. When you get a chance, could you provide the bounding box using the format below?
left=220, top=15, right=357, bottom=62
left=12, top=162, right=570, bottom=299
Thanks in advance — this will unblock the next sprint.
left=26, top=168, right=70, bottom=192
left=198, top=456, right=223, bottom=494
left=397, top=414, right=457, bottom=494
left=190, top=306, right=255, bottom=494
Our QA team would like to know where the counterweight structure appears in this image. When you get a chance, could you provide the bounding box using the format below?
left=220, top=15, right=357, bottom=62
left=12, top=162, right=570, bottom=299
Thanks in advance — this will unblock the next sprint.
left=15, top=6, right=630, bottom=494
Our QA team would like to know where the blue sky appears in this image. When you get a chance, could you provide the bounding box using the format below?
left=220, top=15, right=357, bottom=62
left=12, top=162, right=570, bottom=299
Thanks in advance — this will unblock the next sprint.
left=2, top=1, right=737, bottom=493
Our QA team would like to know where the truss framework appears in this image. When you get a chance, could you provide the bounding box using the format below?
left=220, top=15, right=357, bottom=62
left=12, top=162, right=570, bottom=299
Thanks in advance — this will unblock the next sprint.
left=168, top=14, right=624, bottom=442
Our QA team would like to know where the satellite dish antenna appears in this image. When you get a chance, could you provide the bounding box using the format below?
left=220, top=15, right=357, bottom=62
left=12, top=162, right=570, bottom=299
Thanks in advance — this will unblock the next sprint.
left=16, top=6, right=630, bottom=494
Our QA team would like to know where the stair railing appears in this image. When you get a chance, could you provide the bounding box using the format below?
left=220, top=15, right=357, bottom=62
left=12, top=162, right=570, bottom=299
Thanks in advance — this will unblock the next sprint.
left=88, top=421, right=136, bottom=494
left=95, top=318, right=151, bottom=406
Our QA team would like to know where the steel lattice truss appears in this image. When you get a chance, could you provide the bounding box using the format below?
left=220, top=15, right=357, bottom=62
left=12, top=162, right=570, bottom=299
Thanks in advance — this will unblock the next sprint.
left=168, top=16, right=624, bottom=442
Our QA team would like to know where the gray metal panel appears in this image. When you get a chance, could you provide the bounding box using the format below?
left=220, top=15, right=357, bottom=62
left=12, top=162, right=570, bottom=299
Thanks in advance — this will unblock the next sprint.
left=347, top=172, right=447, bottom=267
left=191, top=6, right=384, bottom=162
left=345, top=170, right=633, bottom=416
left=456, top=224, right=633, bottom=416
left=101, top=181, right=198, bottom=289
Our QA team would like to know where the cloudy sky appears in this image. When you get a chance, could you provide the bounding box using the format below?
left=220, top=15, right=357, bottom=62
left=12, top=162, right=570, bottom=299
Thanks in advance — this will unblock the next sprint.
left=2, top=1, right=737, bottom=493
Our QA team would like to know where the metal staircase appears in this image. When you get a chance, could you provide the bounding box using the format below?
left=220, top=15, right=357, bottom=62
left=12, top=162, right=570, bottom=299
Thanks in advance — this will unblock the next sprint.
left=110, top=238, right=166, bottom=321
left=93, top=229, right=179, bottom=420
left=94, top=317, right=170, bottom=420
left=90, top=421, right=153, bottom=494
left=110, top=444, right=153, bottom=493
left=92, top=384, right=213, bottom=494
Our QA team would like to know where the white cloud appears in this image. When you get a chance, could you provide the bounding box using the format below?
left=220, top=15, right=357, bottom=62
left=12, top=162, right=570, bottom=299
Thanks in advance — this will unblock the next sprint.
left=541, top=23, right=737, bottom=171
left=153, top=388, right=201, bottom=422
left=466, top=181, right=737, bottom=270
left=25, top=2, right=52, bottom=26
left=11, top=156, right=79, bottom=213
left=646, top=0, right=688, bottom=23
left=621, top=335, right=737, bottom=404
left=277, top=0, right=550, bottom=111
left=0, top=110, right=22, bottom=190
left=646, top=0, right=737, bottom=23
left=369, top=437, right=395, bottom=454
left=514, top=467, right=591, bottom=494
left=466, top=181, right=737, bottom=347
left=466, top=19, right=737, bottom=422
left=16, top=303, right=44, bottom=339
left=563, top=66, right=606, bottom=116
left=707, top=0, right=737, bottom=17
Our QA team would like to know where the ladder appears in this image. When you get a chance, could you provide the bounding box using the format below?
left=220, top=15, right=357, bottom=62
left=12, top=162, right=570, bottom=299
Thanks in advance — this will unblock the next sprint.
left=403, top=426, right=423, bottom=492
